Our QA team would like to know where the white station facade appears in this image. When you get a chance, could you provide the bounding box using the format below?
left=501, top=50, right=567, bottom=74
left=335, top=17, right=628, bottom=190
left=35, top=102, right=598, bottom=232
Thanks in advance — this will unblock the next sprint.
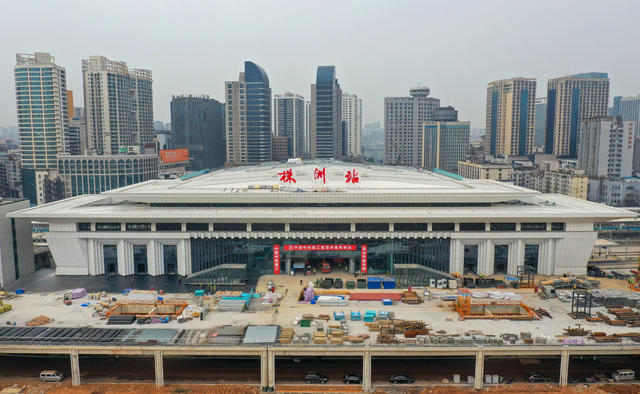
left=10, top=161, right=633, bottom=280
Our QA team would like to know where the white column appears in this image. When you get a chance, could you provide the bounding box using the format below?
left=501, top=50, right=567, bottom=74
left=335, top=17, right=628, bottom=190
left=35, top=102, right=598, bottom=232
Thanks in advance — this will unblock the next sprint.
left=545, top=239, right=555, bottom=276
left=154, top=349, right=164, bottom=387
left=117, top=239, right=128, bottom=275
left=363, top=347, right=372, bottom=392
left=477, top=240, right=492, bottom=275
left=449, top=239, right=464, bottom=274
left=177, top=239, right=189, bottom=276
left=87, top=239, right=96, bottom=275
left=559, top=346, right=570, bottom=387
left=70, top=348, right=81, bottom=386
left=260, top=348, right=269, bottom=390
left=474, top=347, right=484, bottom=390
left=507, top=240, right=519, bottom=276
left=147, top=240, right=157, bottom=276
left=267, top=347, right=275, bottom=389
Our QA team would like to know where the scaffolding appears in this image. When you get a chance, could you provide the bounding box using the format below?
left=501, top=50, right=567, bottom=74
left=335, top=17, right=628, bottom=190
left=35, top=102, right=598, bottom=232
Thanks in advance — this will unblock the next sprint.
left=517, top=265, right=535, bottom=288
left=570, top=291, right=593, bottom=319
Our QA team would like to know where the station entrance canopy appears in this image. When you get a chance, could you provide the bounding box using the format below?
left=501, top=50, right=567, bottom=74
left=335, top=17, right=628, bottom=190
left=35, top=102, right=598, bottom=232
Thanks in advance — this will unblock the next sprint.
left=273, top=244, right=367, bottom=275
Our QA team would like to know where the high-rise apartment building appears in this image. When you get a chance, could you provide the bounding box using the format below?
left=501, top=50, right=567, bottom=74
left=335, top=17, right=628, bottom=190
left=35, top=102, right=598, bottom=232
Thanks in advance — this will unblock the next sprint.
left=305, top=101, right=311, bottom=155
left=170, top=95, right=225, bottom=171
left=310, top=66, right=342, bottom=159
left=618, top=96, right=640, bottom=136
left=273, top=92, right=305, bottom=158
left=577, top=116, right=634, bottom=178
left=384, top=87, right=440, bottom=167
left=0, top=153, right=23, bottom=198
left=67, top=90, right=74, bottom=119
left=534, top=98, right=547, bottom=147
left=341, top=93, right=363, bottom=157
left=14, top=52, right=68, bottom=205
left=611, top=96, right=623, bottom=116
left=423, top=121, right=470, bottom=173
left=485, top=78, right=537, bottom=157
left=434, top=106, right=458, bottom=122
left=66, top=107, right=84, bottom=156
left=617, top=95, right=640, bottom=173
left=82, top=56, right=154, bottom=155
left=545, top=72, right=610, bottom=156
left=225, top=61, right=272, bottom=165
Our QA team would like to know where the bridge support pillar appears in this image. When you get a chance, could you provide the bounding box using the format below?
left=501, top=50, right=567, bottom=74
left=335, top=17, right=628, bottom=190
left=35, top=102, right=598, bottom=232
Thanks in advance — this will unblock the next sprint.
left=474, top=348, right=484, bottom=390
left=154, top=349, right=164, bottom=387
left=560, top=346, right=570, bottom=387
left=268, top=347, right=276, bottom=390
left=70, top=348, right=81, bottom=386
left=260, top=348, right=269, bottom=391
left=363, top=347, right=372, bottom=392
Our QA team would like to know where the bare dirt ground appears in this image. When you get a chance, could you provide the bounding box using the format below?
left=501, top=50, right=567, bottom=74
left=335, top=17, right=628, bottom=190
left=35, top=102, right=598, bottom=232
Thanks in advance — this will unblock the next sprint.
left=0, top=380, right=260, bottom=393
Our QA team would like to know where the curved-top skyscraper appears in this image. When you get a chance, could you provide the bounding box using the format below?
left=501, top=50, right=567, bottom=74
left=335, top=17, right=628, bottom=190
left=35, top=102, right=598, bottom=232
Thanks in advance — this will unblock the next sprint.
left=225, top=61, right=272, bottom=165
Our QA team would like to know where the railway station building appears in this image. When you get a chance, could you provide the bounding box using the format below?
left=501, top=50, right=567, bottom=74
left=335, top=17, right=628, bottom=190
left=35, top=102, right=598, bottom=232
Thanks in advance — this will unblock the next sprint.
left=10, top=161, right=632, bottom=282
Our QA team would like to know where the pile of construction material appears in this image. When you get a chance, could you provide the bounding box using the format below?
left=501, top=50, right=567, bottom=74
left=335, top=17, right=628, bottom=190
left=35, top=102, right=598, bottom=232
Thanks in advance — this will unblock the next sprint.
left=607, top=307, right=640, bottom=326
left=327, top=324, right=346, bottom=344
left=0, top=300, right=11, bottom=314
left=401, top=291, right=422, bottom=304
left=591, top=307, right=640, bottom=327
left=216, top=298, right=247, bottom=312
left=278, top=328, right=294, bottom=344
left=591, top=289, right=640, bottom=307
left=128, top=290, right=158, bottom=303
left=316, top=295, right=348, bottom=306
left=595, top=311, right=627, bottom=326
left=368, top=319, right=429, bottom=337
left=177, top=305, right=204, bottom=323
left=313, top=330, right=326, bottom=344
left=208, top=325, right=245, bottom=345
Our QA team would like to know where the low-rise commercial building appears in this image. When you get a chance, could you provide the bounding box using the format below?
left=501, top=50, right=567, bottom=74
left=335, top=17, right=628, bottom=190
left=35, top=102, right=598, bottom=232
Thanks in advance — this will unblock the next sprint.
left=513, top=167, right=588, bottom=199
left=458, top=161, right=512, bottom=181
left=57, top=154, right=158, bottom=197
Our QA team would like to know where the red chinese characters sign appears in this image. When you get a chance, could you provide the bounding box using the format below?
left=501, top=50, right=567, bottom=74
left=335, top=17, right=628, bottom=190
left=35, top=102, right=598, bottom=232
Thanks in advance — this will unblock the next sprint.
left=313, top=167, right=326, bottom=184
left=345, top=169, right=360, bottom=184
left=278, top=169, right=296, bottom=183
left=360, top=245, right=368, bottom=274
left=284, top=244, right=357, bottom=251
left=276, top=167, right=361, bottom=184
left=273, top=244, right=280, bottom=274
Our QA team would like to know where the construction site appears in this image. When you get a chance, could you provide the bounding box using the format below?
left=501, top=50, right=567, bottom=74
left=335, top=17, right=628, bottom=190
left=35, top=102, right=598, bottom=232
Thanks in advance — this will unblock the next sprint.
left=1, top=263, right=640, bottom=394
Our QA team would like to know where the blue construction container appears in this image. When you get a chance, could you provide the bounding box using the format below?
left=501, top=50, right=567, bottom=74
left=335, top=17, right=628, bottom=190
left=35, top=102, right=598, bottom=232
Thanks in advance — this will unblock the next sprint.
left=367, top=277, right=382, bottom=289
left=382, top=278, right=396, bottom=289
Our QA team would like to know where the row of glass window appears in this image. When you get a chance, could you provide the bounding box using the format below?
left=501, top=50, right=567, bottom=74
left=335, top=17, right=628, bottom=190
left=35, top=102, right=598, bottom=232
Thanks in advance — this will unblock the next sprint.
left=79, top=222, right=565, bottom=232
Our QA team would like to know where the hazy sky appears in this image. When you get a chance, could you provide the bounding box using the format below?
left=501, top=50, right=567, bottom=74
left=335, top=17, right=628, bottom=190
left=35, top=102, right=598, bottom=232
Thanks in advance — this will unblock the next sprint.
left=2, top=0, right=640, bottom=129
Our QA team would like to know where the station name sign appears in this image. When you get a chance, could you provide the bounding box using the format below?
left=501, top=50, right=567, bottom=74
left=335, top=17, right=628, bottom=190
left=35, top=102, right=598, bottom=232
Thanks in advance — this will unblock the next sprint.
left=284, top=244, right=357, bottom=251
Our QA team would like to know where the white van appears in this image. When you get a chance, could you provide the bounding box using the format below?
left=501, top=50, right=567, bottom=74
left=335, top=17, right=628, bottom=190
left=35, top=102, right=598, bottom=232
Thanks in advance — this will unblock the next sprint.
left=39, top=370, right=64, bottom=382
left=611, top=369, right=634, bottom=382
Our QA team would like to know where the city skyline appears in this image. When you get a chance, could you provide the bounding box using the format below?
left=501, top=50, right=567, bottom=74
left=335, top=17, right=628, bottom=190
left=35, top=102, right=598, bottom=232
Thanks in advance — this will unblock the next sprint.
left=2, top=1, right=640, bottom=130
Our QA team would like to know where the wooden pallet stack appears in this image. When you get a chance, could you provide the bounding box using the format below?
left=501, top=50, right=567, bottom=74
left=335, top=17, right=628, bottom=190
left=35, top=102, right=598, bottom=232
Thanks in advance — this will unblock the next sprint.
left=278, top=328, right=294, bottom=344
left=401, top=291, right=423, bottom=304
left=328, top=328, right=344, bottom=344
left=313, top=330, right=326, bottom=344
